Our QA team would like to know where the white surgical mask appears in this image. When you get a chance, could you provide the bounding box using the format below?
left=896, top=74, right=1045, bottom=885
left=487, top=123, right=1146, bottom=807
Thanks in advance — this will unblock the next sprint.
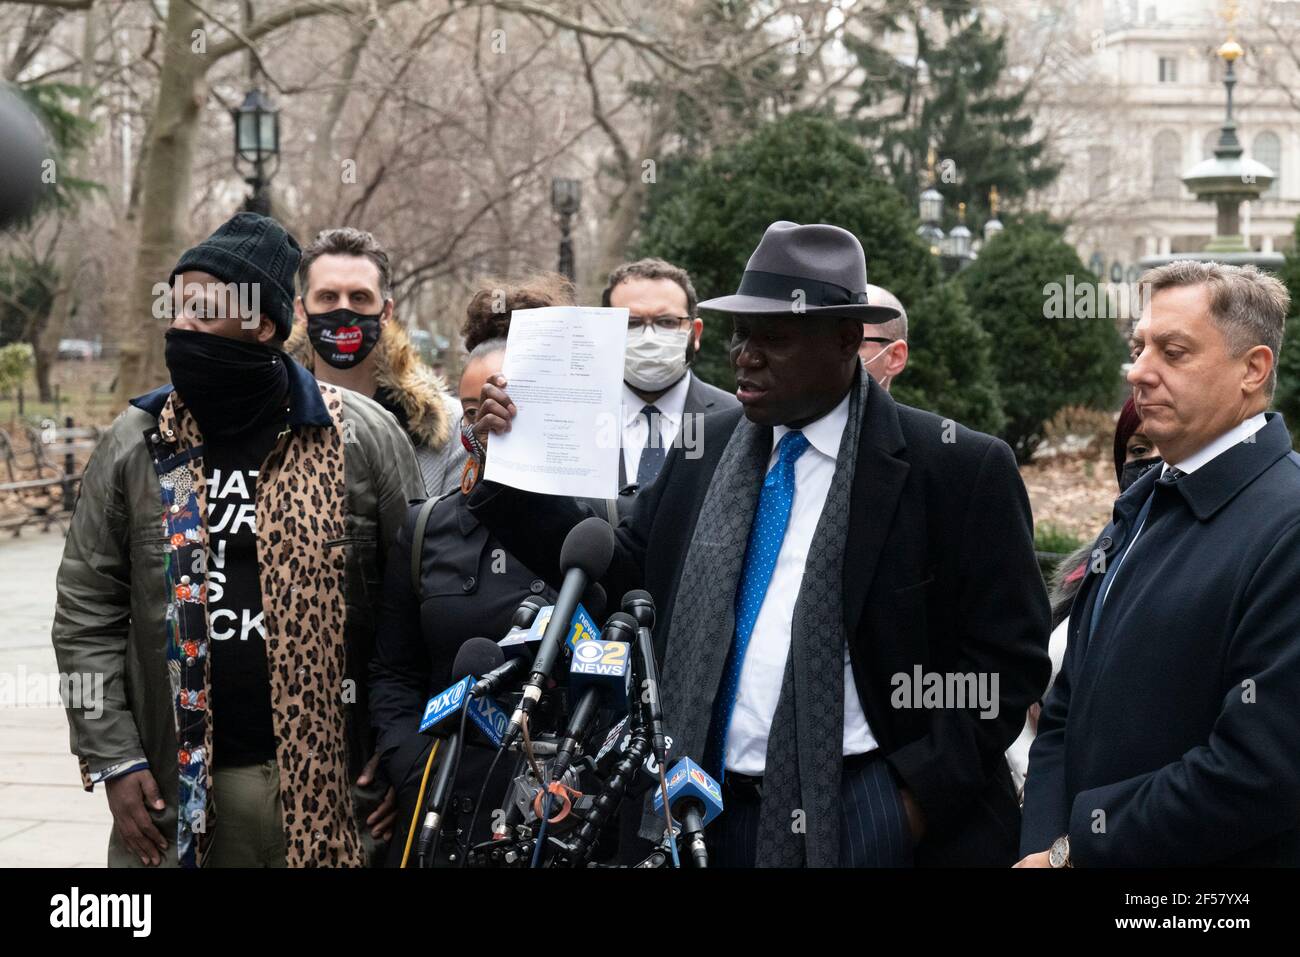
left=624, top=325, right=690, bottom=392
left=861, top=342, right=895, bottom=390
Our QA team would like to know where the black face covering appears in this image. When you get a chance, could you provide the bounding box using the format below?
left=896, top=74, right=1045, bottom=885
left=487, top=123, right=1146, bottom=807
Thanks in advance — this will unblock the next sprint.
left=306, top=308, right=382, bottom=368
left=1120, top=455, right=1162, bottom=492
left=163, top=328, right=290, bottom=439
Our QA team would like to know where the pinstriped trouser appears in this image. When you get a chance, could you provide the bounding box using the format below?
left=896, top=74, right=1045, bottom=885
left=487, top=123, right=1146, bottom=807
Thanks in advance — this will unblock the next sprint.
left=706, top=753, right=915, bottom=868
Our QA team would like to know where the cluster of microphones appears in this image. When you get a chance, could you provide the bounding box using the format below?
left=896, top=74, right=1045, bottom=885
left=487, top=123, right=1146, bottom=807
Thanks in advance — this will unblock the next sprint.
left=413, top=517, right=723, bottom=868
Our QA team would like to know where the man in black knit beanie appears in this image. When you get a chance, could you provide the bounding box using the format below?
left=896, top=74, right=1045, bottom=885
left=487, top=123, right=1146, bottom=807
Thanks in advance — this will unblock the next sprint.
left=52, top=212, right=424, bottom=867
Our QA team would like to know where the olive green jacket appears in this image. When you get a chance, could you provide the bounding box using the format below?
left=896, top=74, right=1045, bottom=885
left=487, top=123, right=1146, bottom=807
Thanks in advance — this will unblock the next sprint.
left=51, top=359, right=423, bottom=866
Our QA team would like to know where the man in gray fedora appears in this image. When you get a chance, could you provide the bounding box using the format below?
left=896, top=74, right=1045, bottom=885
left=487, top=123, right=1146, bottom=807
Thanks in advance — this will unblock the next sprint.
left=466, top=221, right=1050, bottom=867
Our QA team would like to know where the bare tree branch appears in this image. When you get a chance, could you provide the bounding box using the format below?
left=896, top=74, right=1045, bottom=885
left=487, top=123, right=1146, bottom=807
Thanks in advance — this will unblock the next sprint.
left=5, top=4, right=64, bottom=81
left=348, top=5, right=458, bottom=147
left=0, top=0, right=91, bottom=10
left=575, top=32, right=632, bottom=180
left=480, top=0, right=714, bottom=72
left=204, top=0, right=408, bottom=62
left=183, top=0, right=287, bottom=92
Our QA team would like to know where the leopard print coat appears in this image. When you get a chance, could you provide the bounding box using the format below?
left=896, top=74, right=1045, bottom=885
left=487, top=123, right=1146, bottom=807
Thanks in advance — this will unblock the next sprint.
left=52, top=360, right=424, bottom=867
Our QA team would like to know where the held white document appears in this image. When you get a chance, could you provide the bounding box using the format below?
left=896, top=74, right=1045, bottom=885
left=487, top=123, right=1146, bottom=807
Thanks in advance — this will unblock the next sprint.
left=484, top=306, right=628, bottom=499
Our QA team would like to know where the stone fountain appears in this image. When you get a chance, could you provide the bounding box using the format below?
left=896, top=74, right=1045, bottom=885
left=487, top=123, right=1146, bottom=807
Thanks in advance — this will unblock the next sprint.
left=1139, top=33, right=1283, bottom=272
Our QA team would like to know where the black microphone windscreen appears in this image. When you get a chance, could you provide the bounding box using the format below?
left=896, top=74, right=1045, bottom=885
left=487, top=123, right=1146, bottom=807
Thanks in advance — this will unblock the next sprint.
left=0, top=88, right=49, bottom=230
left=582, top=582, right=607, bottom=621
left=452, top=637, right=506, bottom=680
left=600, top=612, right=638, bottom=643
left=559, top=516, right=616, bottom=581
left=621, top=589, right=656, bottom=628
left=512, top=594, right=549, bottom=628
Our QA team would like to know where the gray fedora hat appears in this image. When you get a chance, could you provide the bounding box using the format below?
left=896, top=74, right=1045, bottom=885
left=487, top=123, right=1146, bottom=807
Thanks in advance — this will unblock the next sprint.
left=698, top=220, right=901, bottom=322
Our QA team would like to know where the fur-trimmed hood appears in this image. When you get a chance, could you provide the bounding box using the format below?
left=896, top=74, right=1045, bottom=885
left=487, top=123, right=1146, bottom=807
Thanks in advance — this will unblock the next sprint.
left=286, top=317, right=455, bottom=452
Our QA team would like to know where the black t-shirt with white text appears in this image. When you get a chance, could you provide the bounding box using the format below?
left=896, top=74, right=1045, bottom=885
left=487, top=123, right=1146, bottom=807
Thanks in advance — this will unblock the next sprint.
left=205, top=420, right=283, bottom=768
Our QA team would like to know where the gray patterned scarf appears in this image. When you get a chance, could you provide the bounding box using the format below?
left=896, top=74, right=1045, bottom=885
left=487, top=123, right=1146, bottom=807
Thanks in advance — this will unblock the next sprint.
left=645, top=367, right=868, bottom=866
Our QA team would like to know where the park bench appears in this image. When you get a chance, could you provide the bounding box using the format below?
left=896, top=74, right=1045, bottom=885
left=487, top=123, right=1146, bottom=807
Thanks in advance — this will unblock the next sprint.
left=0, top=418, right=100, bottom=535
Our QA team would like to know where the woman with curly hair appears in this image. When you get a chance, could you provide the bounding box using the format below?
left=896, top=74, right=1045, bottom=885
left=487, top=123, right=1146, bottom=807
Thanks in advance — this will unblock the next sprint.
left=369, top=273, right=576, bottom=867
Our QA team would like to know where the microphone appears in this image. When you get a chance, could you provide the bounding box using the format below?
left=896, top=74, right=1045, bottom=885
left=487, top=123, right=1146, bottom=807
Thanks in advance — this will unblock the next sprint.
left=598, top=610, right=637, bottom=646
left=621, top=589, right=655, bottom=631
left=550, top=632, right=633, bottom=782
left=652, top=758, right=723, bottom=868
left=622, top=589, right=668, bottom=765
left=419, top=638, right=510, bottom=743
left=502, top=517, right=615, bottom=748
left=0, top=87, right=48, bottom=229
left=479, top=585, right=607, bottom=698
left=512, top=594, right=549, bottom=629
left=416, top=638, right=510, bottom=865
left=591, top=715, right=674, bottom=799
left=472, top=596, right=549, bottom=697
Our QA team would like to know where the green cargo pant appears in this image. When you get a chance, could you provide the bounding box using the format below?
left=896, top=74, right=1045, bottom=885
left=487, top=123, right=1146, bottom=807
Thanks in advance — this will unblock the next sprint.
left=202, top=764, right=390, bottom=866
left=206, top=761, right=287, bottom=868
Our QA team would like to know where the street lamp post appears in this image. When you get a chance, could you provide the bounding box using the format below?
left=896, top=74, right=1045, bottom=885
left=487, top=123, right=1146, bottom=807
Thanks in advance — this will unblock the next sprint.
left=947, top=202, right=973, bottom=259
left=983, top=184, right=1003, bottom=242
left=916, top=164, right=1002, bottom=275
left=551, top=177, right=582, bottom=283
left=231, top=88, right=280, bottom=216
left=917, top=186, right=945, bottom=256
left=919, top=192, right=997, bottom=275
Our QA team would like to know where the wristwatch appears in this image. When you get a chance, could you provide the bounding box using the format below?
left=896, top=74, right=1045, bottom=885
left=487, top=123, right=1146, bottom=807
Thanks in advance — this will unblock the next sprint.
left=1049, top=835, right=1072, bottom=868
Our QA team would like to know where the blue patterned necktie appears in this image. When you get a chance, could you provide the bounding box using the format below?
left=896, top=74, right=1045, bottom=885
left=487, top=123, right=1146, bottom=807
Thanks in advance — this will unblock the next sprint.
left=635, top=404, right=666, bottom=487
left=705, top=429, right=811, bottom=779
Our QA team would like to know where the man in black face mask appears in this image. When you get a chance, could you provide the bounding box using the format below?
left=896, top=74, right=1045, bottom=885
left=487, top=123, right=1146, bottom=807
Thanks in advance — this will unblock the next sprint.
left=287, top=227, right=466, bottom=496
left=50, top=212, right=424, bottom=868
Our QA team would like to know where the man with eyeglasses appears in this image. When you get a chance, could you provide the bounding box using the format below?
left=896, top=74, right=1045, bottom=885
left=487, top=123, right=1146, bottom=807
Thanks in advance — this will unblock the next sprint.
left=593, top=258, right=739, bottom=519
left=859, top=284, right=909, bottom=391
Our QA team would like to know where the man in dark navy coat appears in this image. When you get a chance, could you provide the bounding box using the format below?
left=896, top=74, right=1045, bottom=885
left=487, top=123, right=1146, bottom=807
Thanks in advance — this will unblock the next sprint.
left=1020, top=260, right=1300, bottom=868
left=468, top=222, right=1050, bottom=867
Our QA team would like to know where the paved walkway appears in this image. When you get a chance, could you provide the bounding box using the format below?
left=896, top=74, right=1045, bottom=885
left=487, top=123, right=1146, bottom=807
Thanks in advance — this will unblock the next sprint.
left=0, top=527, right=112, bottom=866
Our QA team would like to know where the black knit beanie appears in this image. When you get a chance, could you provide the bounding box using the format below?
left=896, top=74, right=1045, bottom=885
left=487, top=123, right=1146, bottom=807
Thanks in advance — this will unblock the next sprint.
left=169, top=212, right=301, bottom=340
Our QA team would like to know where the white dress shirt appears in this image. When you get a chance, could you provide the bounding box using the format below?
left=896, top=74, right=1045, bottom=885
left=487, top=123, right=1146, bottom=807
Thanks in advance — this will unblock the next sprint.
left=621, top=372, right=692, bottom=484
left=725, top=390, right=878, bottom=775
left=1165, top=412, right=1268, bottom=477
left=1102, top=412, right=1268, bottom=609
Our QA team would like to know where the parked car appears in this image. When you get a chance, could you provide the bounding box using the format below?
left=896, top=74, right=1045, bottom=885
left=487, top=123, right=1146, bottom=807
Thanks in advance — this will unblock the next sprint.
left=57, top=338, right=101, bottom=361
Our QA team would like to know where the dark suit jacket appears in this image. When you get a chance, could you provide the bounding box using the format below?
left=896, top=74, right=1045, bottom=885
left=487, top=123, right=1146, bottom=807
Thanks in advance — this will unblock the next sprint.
left=585, top=371, right=741, bottom=521
left=1021, top=412, right=1300, bottom=866
left=470, top=376, right=1050, bottom=866
left=682, top=370, right=741, bottom=415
